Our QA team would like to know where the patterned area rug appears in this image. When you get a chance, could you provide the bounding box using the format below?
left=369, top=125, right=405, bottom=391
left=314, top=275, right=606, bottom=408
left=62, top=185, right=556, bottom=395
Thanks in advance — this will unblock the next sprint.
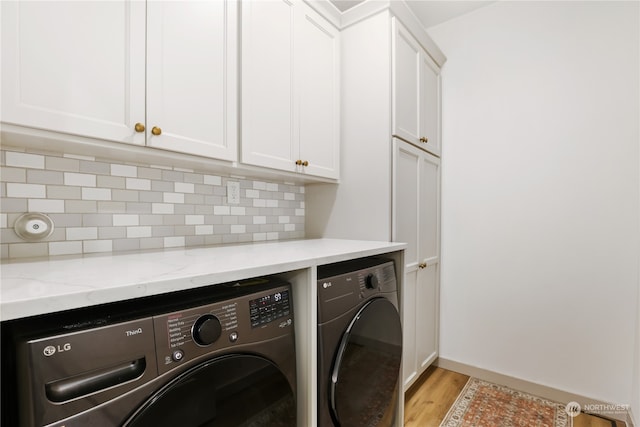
left=440, top=378, right=569, bottom=427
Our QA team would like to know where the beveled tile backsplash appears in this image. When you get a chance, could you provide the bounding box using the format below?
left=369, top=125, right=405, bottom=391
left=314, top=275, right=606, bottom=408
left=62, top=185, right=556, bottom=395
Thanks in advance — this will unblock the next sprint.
left=0, top=148, right=305, bottom=259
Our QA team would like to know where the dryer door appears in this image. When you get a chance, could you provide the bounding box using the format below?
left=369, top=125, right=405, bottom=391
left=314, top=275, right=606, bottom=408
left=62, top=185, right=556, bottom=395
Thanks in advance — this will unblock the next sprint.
left=124, top=354, right=295, bottom=427
left=330, top=298, right=402, bottom=427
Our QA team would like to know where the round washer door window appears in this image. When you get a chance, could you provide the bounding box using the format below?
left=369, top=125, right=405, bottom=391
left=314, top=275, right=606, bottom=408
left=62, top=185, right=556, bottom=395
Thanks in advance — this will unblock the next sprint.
left=330, top=298, right=402, bottom=427
left=124, top=354, right=296, bottom=427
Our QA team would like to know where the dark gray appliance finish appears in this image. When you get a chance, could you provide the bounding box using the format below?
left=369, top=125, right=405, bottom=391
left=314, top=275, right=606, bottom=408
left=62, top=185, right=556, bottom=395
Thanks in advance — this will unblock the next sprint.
left=2, top=277, right=296, bottom=427
left=317, top=258, right=403, bottom=427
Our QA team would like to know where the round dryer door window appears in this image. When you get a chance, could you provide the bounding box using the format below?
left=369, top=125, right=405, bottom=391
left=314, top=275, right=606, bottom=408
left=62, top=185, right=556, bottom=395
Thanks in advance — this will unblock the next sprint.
left=330, top=298, right=402, bottom=427
left=124, top=354, right=296, bottom=427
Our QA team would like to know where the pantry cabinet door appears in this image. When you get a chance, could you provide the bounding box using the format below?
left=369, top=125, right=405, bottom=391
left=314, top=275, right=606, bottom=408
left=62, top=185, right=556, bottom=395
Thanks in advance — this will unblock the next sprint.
left=146, top=0, right=238, bottom=161
left=241, top=0, right=298, bottom=173
left=392, top=19, right=421, bottom=147
left=420, top=54, right=441, bottom=156
left=297, top=5, right=340, bottom=180
left=1, top=1, right=145, bottom=144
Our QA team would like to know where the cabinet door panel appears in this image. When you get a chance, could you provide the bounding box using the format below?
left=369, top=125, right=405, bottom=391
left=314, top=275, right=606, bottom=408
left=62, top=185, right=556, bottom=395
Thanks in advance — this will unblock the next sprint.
left=416, top=263, right=438, bottom=373
left=146, top=0, right=237, bottom=161
left=1, top=1, right=145, bottom=144
left=419, top=153, right=440, bottom=261
left=392, top=20, right=420, bottom=144
left=298, top=7, right=340, bottom=179
left=393, top=141, right=419, bottom=266
left=420, top=55, right=441, bottom=156
left=402, top=267, right=418, bottom=390
left=241, top=0, right=297, bottom=172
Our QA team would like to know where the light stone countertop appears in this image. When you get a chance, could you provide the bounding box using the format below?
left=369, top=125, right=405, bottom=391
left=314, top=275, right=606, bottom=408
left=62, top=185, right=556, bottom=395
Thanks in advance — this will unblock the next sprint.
left=0, top=238, right=405, bottom=321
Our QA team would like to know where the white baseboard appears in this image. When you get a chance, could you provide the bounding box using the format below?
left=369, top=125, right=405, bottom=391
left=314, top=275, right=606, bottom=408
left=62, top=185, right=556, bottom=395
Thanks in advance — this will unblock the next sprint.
left=436, top=357, right=631, bottom=424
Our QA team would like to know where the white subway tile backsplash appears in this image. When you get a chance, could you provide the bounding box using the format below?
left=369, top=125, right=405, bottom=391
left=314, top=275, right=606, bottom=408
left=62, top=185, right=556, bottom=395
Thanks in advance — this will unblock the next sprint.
left=230, top=207, right=245, bottom=216
left=6, top=152, right=45, bottom=169
left=204, top=175, right=222, bottom=185
left=174, top=182, right=195, bottom=193
left=81, top=188, right=111, bottom=200
left=163, top=193, right=185, bottom=204
left=246, top=189, right=260, bottom=198
left=195, top=225, right=214, bottom=235
left=152, top=203, right=174, bottom=214
left=28, top=199, right=65, bottom=213
left=66, top=227, right=98, bottom=241
left=213, top=206, right=230, bottom=215
left=185, top=215, right=204, bottom=225
left=126, top=178, right=151, bottom=191
left=113, top=214, right=139, bottom=226
left=7, top=183, right=46, bottom=198
left=230, top=225, right=245, bottom=234
left=64, top=172, right=97, bottom=187
left=127, top=226, right=152, bottom=238
left=111, top=164, right=137, bottom=177
left=164, top=236, right=185, bottom=247
left=2, top=149, right=304, bottom=258
left=49, top=241, right=83, bottom=256
left=84, top=240, right=113, bottom=253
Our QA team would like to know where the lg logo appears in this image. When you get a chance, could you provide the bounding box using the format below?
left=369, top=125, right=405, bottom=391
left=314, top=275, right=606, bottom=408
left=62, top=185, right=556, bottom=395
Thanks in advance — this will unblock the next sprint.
left=43, top=343, right=71, bottom=357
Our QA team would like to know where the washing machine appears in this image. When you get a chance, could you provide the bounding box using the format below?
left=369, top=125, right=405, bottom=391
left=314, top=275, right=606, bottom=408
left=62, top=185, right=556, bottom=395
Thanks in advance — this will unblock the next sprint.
left=1, top=276, right=296, bottom=427
left=317, top=257, right=402, bottom=427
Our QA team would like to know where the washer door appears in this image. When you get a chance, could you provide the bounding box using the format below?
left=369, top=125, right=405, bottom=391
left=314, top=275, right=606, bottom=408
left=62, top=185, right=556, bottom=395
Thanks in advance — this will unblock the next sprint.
left=124, top=354, right=295, bottom=427
left=330, top=298, right=402, bottom=427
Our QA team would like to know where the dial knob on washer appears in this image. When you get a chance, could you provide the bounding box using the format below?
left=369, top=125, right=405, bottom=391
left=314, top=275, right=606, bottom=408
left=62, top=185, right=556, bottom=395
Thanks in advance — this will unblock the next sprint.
left=365, top=273, right=379, bottom=289
left=192, top=314, right=222, bottom=346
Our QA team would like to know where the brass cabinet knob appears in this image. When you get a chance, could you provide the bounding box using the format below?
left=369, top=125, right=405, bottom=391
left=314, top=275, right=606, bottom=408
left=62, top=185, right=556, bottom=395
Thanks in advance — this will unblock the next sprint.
left=302, top=160, right=309, bottom=167
left=419, top=137, right=429, bottom=143
left=151, top=126, right=162, bottom=136
left=419, top=262, right=427, bottom=269
left=295, top=160, right=302, bottom=166
left=134, top=123, right=145, bottom=133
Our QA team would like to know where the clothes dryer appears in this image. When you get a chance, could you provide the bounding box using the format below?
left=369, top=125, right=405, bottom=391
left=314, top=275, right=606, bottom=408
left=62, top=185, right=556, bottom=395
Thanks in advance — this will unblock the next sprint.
left=317, top=258, right=402, bottom=427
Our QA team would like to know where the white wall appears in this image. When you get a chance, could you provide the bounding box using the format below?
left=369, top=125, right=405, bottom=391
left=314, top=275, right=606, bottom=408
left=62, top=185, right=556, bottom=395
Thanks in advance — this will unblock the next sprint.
left=428, top=1, right=639, bottom=406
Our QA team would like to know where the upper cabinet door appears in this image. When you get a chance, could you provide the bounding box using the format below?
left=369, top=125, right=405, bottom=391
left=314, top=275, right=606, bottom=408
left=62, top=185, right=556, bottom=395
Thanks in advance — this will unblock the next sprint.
left=1, top=1, right=146, bottom=144
left=392, top=18, right=441, bottom=157
left=146, top=0, right=238, bottom=161
left=241, top=0, right=298, bottom=173
left=241, top=0, right=340, bottom=180
left=297, top=6, right=340, bottom=180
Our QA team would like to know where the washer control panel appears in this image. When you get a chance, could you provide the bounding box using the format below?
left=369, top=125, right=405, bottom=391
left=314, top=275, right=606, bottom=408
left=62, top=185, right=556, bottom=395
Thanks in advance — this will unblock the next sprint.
left=153, top=284, right=293, bottom=375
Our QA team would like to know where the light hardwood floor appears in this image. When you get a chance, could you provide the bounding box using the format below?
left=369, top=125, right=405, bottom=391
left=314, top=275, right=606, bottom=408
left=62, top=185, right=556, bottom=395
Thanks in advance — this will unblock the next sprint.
left=404, top=366, right=626, bottom=427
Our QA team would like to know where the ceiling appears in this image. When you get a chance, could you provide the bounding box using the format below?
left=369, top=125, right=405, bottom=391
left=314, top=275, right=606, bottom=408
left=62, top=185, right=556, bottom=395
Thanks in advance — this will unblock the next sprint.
left=329, top=0, right=495, bottom=28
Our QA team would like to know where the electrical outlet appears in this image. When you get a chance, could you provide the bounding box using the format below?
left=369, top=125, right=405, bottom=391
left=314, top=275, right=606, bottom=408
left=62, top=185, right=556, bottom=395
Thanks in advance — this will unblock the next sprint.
left=227, top=181, right=240, bottom=204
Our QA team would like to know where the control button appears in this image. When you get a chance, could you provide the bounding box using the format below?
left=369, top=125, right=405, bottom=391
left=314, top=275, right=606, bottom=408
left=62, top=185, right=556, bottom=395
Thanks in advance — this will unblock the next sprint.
left=365, top=273, right=379, bottom=289
left=229, top=332, right=238, bottom=343
left=172, top=350, right=184, bottom=362
left=192, top=314, right=222, bottom=346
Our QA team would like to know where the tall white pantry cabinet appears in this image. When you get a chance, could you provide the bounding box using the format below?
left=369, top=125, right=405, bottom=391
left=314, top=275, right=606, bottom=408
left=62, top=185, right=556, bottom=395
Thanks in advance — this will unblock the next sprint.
left=306, top=7, right=444, bottom=392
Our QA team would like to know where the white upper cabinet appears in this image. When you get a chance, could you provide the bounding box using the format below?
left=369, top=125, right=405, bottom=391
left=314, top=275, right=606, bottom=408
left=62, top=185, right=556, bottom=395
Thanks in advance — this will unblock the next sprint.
left=1, top=1, right=146, bottom=145
left=146, top=1, right=238, bottom=161
left=1, top=0, right=238, bottom=162
left=392, top=19, right=441, bottom=157
left=241, top=0, right=340, bottom=180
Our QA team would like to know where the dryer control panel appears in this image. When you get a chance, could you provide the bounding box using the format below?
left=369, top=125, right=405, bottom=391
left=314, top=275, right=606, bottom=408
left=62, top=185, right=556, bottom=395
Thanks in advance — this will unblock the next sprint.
left=317, top=258, right=397, bottom=324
